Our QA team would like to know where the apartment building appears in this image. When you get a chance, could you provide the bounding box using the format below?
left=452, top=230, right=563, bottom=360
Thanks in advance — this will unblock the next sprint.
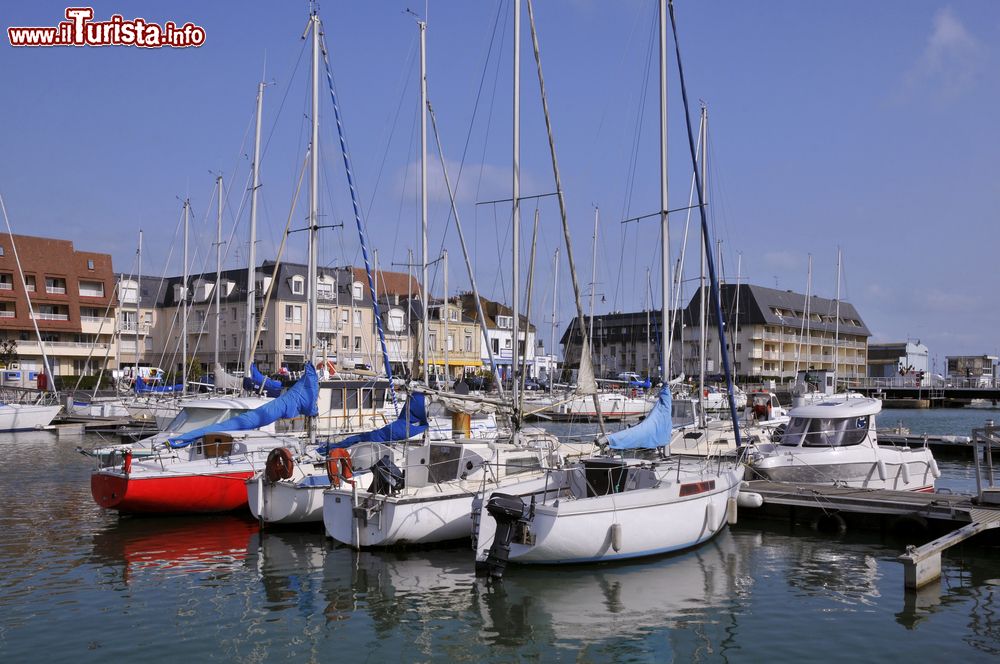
left=561, top=284, right=870, bottom=382
left=459, top=293, right=537, bottom=380
left=0, top=234, right=117, bottom=377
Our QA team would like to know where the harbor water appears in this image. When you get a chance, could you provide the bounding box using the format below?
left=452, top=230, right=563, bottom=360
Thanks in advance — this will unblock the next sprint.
left=1, top=408, right=998, bottom=662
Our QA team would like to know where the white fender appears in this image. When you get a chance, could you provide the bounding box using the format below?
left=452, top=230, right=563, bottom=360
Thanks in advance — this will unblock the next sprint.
left=876, top=459, right=887, bottom=481
left=610, top=523, right=622, bottom=552
left=929, top=458, right=941, bottom=479
left=727, top=496, right=739, bottom=525
left=737, top=491, right=764, bottom=509
left=900, top=461, right=910, bottom=486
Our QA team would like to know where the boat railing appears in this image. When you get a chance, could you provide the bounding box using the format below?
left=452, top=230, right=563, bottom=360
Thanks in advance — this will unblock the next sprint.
left=971, top=420, right=1000, bottom=504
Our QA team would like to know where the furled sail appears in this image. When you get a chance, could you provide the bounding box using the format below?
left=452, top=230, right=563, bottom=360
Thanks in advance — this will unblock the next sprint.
left=167, top=363, right=319, bottom=448
left=607, top=386, right=672, bottom=450
left=576, top=341, right=598, bottom=395
left=212, top=363, right=243, bottom=391
left=135, top=376, right=183, bottom=393
left=243, top=363, right=283, bottom=398
left=316, top=393, right=428, bottom=453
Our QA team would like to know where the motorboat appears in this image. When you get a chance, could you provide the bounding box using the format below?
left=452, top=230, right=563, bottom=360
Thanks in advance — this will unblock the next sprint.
left=475, top=387, right=743, bottom=578
left=747, top=397, right=940, bottom=491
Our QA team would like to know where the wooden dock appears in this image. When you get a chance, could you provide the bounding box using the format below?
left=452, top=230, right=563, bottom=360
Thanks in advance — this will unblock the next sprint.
left=739, top=479, right=1000, bottom=590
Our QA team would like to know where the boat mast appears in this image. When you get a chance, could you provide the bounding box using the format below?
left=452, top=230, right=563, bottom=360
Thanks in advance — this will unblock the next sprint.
left=646, top=267, right=651, bottom=377
left=247, top=81, right=264, bottom=376
left=512, top=0, right=521, bottom=413
left=182, top=198, right=189, bottom=394
left=588, top=207, right=598, bottom=360
left=443, top=249, right=449, bottom=388
left=833, top=247, right=842, bottom=383
left=698, top=106, right=707, bottom=423
left=135, top=230, right=141, bottom=386
left=551, top=247, right=559, bottom=394
left=733, top=251, right=742, bottom=378
left=214, top=176, right=222, bottom=373
left=417, top=19, right=430, bottom=384
left=308, top=10, right=320, bottom=447
left=658, top=0, right=670, bottom=384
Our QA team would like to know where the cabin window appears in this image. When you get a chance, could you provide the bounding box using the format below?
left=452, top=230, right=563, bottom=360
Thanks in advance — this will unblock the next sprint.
left=346, top=389, right=359, bottom=410
left=329, top=389, right=344, bottom=409
left=781, top=415, right=869, bottom=448
left=361, top=388, right=373, bottom=409
left=373, top=389, right=386, bottom=409
left=427, top=445, right=462, bottom=483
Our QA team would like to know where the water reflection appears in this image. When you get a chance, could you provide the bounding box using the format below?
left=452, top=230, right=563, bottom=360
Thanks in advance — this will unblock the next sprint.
left=90, top=514, right=259, bottom=583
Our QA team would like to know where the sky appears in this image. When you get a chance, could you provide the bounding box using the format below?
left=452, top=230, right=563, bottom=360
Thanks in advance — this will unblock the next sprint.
left=2, top=1, right=998, bottom=370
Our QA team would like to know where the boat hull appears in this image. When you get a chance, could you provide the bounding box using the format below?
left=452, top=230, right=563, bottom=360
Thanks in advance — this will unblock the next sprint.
left=503, top=471, right=741, bottom=565
left=247, top=473, right=329, bottom=525
left=749, top=458, right=935, bottom=492
left=91, top=470, right=254, bottom=514
left=0, top=404, right=61, bottom=431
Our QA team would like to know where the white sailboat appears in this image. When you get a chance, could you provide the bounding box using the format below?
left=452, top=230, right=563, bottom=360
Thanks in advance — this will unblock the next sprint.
left=475, top=0, right=744, bottom=578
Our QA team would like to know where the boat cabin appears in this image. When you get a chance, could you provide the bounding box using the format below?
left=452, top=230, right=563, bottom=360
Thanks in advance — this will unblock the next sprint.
left=779, top=397, right=881, bottom=448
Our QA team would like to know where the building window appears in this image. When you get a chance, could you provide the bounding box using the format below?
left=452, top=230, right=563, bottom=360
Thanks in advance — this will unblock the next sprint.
left=447, top=335, right=454, bottom=351
left=496, top=315, right=512, bottom=330
left=353, top=310, right=361, bottom=327
left=87, top=259, right=94, bottom=270
left=465, top=335, right=472, bottom=352
left=342, top=335, right=349, bottom=350
left=340, top=310, right=349, bottom=326
left=449, top=309, right=459, bottom=322
left=45, top=277, right=67, bottom=294
left=429, top=332, right=437, bottom=349
left=354, top=336, right=362, bottom=351
left=79, top=280, right=104, bottom=297
left=285, top=304, right=302, bottom=323
left=291, top=276, right=304, bottom=295
left=505, top=338, right=512, bottom=349
left=284, top=333, right=293, bottom=349
left=353, top=282, right=363, bottom=300
left=317, top=281, right=334, bottom=300
left=0, top=246, right=4, bottom=256
left=387, top=309, right=405, bottom=333
left=24, top=275, right=35, bottom=292
left=492, top=339, right=499, bottom=354
left=0, top=273, right=12, bottom=290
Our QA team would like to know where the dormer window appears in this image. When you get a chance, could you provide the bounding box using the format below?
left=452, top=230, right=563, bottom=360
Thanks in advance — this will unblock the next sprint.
left=352, top=282, right=363, bottom=300
left=291, top=276, right=304, bottom=295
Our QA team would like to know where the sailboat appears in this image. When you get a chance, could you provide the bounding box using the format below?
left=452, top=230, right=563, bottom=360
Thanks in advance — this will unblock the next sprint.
left=475, top=0, right=743, bottom=578
left=90, top=364, right=318, bottom=514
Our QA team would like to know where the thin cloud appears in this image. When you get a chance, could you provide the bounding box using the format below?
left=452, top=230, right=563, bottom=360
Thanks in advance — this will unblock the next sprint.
left=897, top=7, right=985, bottom=103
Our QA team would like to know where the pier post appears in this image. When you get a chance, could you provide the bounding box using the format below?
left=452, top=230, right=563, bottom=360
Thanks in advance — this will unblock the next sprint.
left=899, top=546, right=941, bottom=590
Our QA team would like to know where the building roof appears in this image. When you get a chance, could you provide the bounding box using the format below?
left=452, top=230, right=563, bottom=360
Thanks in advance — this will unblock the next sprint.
left=352, top=267, right=421, bottom=298
left=683, top=284, right=871, bottom=337
left=458, top=293, right=536, bottom=332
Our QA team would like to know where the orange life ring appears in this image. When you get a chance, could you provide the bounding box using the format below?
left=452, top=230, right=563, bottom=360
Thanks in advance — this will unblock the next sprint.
left=265, top=447, right=294, bottom=483
left=326, top=448, right=354, bottom=488
left=325, top=360, right=336, bottom=376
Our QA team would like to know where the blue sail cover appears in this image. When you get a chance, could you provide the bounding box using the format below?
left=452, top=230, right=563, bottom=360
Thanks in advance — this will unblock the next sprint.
left=135, top=376, right=184, bottom=393
left=167, top=363, right=320, bottom=448
left=608, top=386, right=672, bottom=450
left=243, top=363, right=283, bottom=398
left=316, top=393, right=428, bottom=455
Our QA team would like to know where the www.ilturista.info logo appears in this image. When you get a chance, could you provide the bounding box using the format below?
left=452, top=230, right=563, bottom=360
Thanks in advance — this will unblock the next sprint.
left=7, top=7, right=205, bottom=48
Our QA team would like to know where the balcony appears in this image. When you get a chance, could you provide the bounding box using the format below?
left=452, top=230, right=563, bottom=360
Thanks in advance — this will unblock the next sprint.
left=81, top=316, right=115, bottom=333
left=31, top=313, right=70, bottom=321
left=0, top=310, right=14, bottom=319
left=0, top=282, right=12, bottom=291
left=46, top=287, right=67, bottom=295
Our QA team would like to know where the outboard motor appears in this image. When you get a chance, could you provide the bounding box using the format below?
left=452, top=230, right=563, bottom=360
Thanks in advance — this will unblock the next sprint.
left=476, top=493, right=532, bottom=579
left=368, top=454, right=404, bottom=496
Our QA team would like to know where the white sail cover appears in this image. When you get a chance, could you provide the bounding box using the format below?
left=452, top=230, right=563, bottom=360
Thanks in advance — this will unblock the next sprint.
left=213, top=363, right=243, bottom=391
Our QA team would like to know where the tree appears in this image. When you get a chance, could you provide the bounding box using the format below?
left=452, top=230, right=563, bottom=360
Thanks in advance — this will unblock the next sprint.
left=0, top=339, right=17, bottom=368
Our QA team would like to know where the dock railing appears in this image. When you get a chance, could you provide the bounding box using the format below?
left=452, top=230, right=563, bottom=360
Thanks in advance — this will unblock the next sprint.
left=972, top=420, right=999, bottom=505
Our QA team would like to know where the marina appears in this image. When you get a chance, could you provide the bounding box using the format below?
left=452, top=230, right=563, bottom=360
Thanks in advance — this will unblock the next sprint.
left=1, top=424, right=998, bottom=661
left=3, top=1, right=1000, bottom=661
